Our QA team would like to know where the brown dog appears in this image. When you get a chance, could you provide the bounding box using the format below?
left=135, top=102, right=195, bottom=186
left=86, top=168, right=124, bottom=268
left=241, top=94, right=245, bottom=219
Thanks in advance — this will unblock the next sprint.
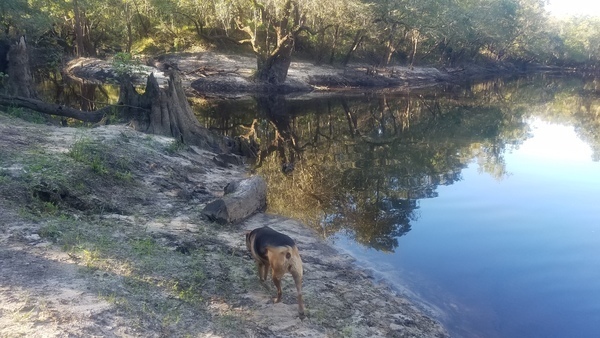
left=245, top=226, right=304, bottom=318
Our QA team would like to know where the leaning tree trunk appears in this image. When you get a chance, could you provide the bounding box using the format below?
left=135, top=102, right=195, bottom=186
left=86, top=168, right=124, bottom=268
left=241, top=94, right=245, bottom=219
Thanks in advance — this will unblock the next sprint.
left=255, top=42, right=294, bottom=85
left=342, top=30, right=364, bottom=67
left=118, top=71, right=227, bottom=152
left=6, top=36, right=36, bottom=98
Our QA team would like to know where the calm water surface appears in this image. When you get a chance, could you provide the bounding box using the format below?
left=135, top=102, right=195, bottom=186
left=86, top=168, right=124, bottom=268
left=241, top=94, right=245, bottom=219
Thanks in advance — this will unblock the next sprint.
left=335, top=118, right=600, bottom=337
left=195, top=75, right=600, bottom=337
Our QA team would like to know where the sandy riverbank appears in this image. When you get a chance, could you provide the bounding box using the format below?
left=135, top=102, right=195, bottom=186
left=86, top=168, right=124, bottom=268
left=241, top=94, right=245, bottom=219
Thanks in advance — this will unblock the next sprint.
left=0, top=110, right=448, bottom=337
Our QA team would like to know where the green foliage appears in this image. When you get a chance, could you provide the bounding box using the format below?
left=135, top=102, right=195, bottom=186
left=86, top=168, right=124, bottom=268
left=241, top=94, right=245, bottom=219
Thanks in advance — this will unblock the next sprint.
left=131, top=37, right=164, bottom=55
left=554, top=17, right=600, bottom=65
left=115, top=170, right=133, bottom=181
left=112, top=52, right=145, bottom=79
left=6, top=0, right=600, bottom=71
left=39, top=201, right=59, bottom=215
left=1, top=0, right=51, bottom=37
left=166, top=140, right=185, bottom=154
left=171, top=280, right=204, bottom=303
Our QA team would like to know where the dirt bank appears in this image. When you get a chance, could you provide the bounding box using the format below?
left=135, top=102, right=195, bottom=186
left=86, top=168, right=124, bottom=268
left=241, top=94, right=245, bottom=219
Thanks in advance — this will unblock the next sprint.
left=0, top=112, right=448, bottom=337
left=66, top=52, right=494, bottom=99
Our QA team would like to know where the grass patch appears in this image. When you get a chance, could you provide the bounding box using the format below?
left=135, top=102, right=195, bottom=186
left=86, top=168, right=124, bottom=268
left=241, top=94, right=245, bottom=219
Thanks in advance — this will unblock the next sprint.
left=10, top=151, right=87, bottom=216
left=0, top=168, right=10, bottom=184
left=38, top=222, right=62, bottom=240
left=131, top=237, right=159, bottom=256
left=68, top=137, right=109, bottom=174
left=171, top=280, right=204, bottom=303
left=68, top=136, right=135, bottom=180
left=3, top=106, right=47, bottom=124
left=166, top=140, right=186, bottom=154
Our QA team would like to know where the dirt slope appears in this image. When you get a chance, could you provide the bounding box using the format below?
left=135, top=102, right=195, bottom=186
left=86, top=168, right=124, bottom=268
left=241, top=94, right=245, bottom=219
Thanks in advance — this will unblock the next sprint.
left=0, top=111, right=448, bottom=337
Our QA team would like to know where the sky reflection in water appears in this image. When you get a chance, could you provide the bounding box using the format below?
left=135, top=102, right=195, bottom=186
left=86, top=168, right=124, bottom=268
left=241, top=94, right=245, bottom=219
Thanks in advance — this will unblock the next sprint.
left=334, top=118, right=600, bottom=338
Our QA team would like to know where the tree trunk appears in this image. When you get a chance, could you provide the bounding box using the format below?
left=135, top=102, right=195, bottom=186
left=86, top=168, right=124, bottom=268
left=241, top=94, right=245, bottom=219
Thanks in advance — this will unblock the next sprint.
left=315, top=25, right=327, bottom=65
left=6, top=36, right=36, bottom=98
left=73, top=0, right=86, bottom=57
left=255, top=43, right=293, bottom=84
left=202, top=176, right=267, bottom=224
left=409, top=31, right=419, bottom=69
left=329, top=25, right=339, bottom=65
left=0, top=39, right=9, bottom=74
left=314, top=24, right=333, bottom=65
left=381, top=24, right=400, bottom=67
left=119, top=72, right=227, bottom=152
left=341, top=99, right=357, bottom=138
left=342, top=30, right=364, bottom=67
left=235, top=0, right=308, bottom=85
left=126, top=20, right=133, bottom=54
left=383, top=38, right=398, bottom=67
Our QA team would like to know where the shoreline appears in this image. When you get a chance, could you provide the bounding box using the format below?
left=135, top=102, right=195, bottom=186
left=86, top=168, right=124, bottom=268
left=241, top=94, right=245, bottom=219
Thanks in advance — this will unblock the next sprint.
left=0, top=112, right=449, bottom=337
left=5, top=50, right=563, bottom=337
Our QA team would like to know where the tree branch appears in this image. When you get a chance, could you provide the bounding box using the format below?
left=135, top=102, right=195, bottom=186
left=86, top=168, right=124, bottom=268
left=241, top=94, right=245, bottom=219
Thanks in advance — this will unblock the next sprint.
left=234, top=19, right=259, bottom=54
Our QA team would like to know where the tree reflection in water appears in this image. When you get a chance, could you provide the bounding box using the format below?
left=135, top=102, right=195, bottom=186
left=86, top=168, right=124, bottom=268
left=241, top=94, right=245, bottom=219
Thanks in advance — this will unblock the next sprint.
left=194, top=75, right=600, bottom=252
left=38, top=77, right=120, bottom=125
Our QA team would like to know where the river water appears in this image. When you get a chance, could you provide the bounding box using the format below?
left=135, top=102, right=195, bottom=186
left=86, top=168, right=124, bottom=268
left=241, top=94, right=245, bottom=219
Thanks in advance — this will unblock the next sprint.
left=199, top=74, right=600, bottom=337
left=332, top=117, right=600, bottom=337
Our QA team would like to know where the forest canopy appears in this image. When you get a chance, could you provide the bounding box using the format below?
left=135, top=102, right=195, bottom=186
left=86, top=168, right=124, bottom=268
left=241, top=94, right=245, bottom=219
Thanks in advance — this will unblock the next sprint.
left=1, top=0, right=599, bottom=75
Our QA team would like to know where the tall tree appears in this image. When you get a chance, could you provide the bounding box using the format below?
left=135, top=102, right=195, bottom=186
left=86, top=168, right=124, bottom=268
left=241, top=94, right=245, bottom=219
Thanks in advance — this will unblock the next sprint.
left=234, top=0, right=310, bottom=84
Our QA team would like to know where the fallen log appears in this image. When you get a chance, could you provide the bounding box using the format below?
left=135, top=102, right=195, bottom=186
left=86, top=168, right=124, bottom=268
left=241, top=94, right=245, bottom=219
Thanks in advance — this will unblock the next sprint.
left=202, top=176, right=267, bottom=224
left=0, top=95, right=109, bottom=122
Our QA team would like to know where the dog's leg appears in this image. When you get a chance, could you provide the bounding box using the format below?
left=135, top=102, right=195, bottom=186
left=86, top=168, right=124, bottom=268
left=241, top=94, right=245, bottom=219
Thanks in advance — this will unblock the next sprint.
left=257, top=261, right=270, bottom=282
left=290, top=251, right=305, bottom=319
left=260, top=262, right=269, bottom=281
left=256, top=262, right=262, bottom=280
left=291, top=269, right=304, bottom=318
left=266, top=247, right=285, bottom=303
left=272, top=273, right=283, bottom=303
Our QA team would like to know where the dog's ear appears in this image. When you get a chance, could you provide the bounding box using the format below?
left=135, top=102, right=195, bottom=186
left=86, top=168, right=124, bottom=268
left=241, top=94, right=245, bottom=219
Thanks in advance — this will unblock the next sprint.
left=244, top=230, right=251, bottom=236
